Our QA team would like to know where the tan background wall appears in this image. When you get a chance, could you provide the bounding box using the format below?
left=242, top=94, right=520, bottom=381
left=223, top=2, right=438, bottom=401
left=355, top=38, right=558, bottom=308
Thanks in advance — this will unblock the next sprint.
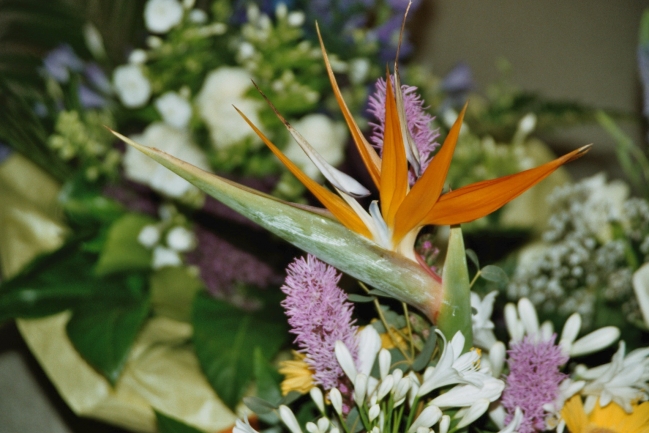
left=411, top=0, right=648, bottom=178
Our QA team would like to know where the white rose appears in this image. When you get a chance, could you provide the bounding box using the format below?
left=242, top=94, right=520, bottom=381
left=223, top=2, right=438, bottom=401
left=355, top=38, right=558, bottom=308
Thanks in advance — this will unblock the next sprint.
left=113, top=64, right=151, bottom=108
left=144, top=0, right=184, bottom=34
left=123, top=122, right=210, bottom=198
left=196, top=67, right=261, bottom=150
left=283, top=114, right=348, bottom=179
left=155, top=91, right=192, bottom=129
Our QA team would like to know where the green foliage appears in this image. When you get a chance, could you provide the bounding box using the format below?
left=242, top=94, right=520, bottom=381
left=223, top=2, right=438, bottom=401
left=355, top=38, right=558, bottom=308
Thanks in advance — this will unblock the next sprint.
left=191, top=292, right=288, bottom=410
left=150, top=266, right=204, bottom=322
left=94, top=213, right=155, bottom=276
left=0, top=240, right=152, bottom=383
left=66, top=274, right=149, bottom=384
left=155, top=411, right=207, bottom=433
left=59, top=174, right=125, bottom=225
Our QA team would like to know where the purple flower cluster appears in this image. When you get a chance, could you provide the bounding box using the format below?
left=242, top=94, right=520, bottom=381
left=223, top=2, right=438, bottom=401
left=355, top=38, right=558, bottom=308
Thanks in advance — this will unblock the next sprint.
left=367, top=76, right=440, bottom=184
left=281, top=255, right=358, bottom=390
left=502, top=335, right=568, bottom=433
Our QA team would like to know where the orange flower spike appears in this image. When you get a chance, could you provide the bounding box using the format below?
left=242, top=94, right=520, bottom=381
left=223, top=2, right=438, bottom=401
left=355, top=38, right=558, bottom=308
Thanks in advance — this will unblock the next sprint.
left=425, top=144, right=592, bottom=226
left=392, top=103, right=468, bottom=244
left=380, top=70, right=410, bottom=228
left=234, top=107, right=372, bottom=238
left=316, top=23, right=381, bottom=188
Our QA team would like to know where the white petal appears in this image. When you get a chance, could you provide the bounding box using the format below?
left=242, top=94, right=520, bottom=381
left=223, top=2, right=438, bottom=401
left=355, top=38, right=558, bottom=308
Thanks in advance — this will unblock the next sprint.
left=368, top=404, right=380, bottom=422
left=392, top=368, right=404, bottom=392
left=439, top=415, right=451, bottom=433
left=489, top=403, right=506, bottom=429
left=354, top=373, right=368, bottom=407
left=305, top=422, right=318, bottom=433
left=317, top=417, right=329, bottom=433
left=540, top=321, right=554, bottom=342
left=334, top=340, right=357, bottom=383
left=559, top=313, right=582, bottom=355
left=379, top=349, right=391, bottom=380
left=489, top=341, right=506, bottom=378
left=283, top=117, right=369, bottom=197
left=377, top=375, right=394, bottom=401
left=504, top=303, right=524, bottom=343
left=329, top=388, right=343, bottom=415
left=633, top=262, right=649, bottom=327
left=408, top=405, right=442, bottom=433
left=431, top=377, right=505, bottom=407
left=518, top=298, right=539, bottom=337
left=279, top=405, right=302, bottom=433
left=450, top=331, right=466, bottom=360
left=310, top=387, right=324, bottom=413
left=498, top=406, right=523, bottom=433
left=570, top=327, right=620, bottom=357
left=356, top=326, right=382, bottom=375
left=394, top=377, right=411, bottom=402
left=233, top=415, right=260, bottom=433
left=456, top=399, right=490, bottom=429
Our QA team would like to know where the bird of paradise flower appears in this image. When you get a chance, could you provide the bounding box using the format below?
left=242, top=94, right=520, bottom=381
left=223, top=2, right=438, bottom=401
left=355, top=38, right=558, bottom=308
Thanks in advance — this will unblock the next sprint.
left=111, top=25, right=589, bottom=339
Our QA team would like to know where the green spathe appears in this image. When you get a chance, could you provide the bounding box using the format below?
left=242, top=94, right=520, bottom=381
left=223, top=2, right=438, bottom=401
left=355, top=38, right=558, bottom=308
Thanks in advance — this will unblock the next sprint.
left=113, top=131, right=442, bottom=318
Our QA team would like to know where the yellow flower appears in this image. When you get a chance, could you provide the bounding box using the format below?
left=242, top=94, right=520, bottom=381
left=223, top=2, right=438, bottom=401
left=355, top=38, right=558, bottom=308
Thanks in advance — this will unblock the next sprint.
left=561, top=395, right=649, bottom=433
left=235, top=25, right=591, bottom=263
left=278, top=351, right=314, bottom=396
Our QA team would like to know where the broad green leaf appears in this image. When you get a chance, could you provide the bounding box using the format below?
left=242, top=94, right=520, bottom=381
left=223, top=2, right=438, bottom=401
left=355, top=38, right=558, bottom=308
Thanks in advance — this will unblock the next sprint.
left=480, top=265, right=509, bottom=286
left=66, top=274, right=150, bottom=384
left=150, top=266, right=204, bottom=322
left=114, top=132, right=441, bottom=319
left=252, top=347, right=282, bottom=423
left=94, top=213, right=155, bottom=276
left=192, top=292, right=287, bottom=410
left=436, top=226, right=473, bottom=352
left=412, top=326, right=437, bottom=371
left=0, top=243, right=96, bottom=321
left=155, top=411, right=206, bottom=433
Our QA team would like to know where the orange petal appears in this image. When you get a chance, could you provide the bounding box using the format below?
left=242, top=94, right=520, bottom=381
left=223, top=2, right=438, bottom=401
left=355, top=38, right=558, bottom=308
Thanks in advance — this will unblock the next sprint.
left=424, top=144, right=592, bottom=226
left=235, top=106, right=372, bottom=238
left=379, top=70, right=409, bottom=228
left=392, top=103, right=467, bottom=243
left=316, top=23, right=381, bottom=188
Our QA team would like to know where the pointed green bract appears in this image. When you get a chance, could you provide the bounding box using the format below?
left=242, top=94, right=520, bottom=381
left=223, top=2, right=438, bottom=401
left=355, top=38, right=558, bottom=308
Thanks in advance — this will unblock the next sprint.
left=437, top=226, right=473, bottom=352
left=113, top=132, right=441, bottom=316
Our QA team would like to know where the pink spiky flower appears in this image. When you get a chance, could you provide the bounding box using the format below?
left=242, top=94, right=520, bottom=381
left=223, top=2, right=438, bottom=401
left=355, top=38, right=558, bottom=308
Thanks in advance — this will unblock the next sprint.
left=502, top=335, right=568, bottom=433
left=280, top=254, right=359, bottom=391
left=367, top=76, right=440, bottom=185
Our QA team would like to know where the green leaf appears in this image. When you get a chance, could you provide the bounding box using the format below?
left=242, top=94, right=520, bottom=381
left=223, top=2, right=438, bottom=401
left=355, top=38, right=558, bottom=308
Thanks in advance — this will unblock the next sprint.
left=437, top=227, right=473, bottom=353
left=345, top=407, right=364, bottom=433
left=243, top=396, right=277, bottom=415
left=466, top=249, right=480, bottom=270
left=347, top=294, right=375, bottom=303
left=640, top=8, right=649, bottom=45
left=192, top=292, right=288, bottom=410
left=480, top=265, right=509, bottom=286
left=59, top=176, right=125, bottom=226
left=66, top=274, right=150, bottom=384
left=114, top=132, right=442, bottom=319
left=252, top=347, right=282, bottom=423
left=94, top=213, right=155, bottom=276
left=411, top=326, right=437, bottom=372
left=150, top=266, right=204, bottom=322
left=0, top=243, right=96, bottom=321
left=155, top=411, right=207, bottom=433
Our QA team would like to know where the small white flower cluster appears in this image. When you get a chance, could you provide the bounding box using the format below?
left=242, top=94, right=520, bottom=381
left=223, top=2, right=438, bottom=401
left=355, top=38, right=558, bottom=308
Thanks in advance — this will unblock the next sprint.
left=509, top=173, right=649, bottom=328
left=236, top=326, right=520, bottom=433
left=137, top=204, right=196, bottom=270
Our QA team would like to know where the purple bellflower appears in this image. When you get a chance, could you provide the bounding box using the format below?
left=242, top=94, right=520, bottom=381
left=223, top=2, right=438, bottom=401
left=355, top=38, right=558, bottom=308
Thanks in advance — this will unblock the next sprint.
left=43, top=44, right=84, bottom=83
left=502, top=335, right=568, bottom=433
left=281, top=254, right=359, bottom=391
left=367, top=76, right=440, bottom=185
